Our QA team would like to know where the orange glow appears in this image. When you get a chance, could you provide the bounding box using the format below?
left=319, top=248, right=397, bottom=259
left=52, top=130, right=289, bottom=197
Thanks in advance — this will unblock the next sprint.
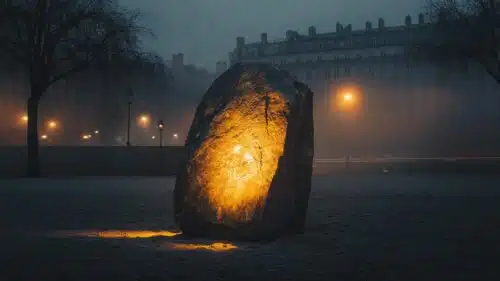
left=137, top=114, right=151, bottom=128
left=19, top=114, right=28, bottom=124
left=170, top=242, right=238, bottom=252
left=58, top=230, right=181, bottom=239
left=51, top=230, right=238, bottom=252
left=332, top=85, right=362, bottom=113
left=47, top=120, right=58, bottom=130
left=40, top=134, right=48, bottom=140
left=81, top=134, right=91, bottom=140
left=191, top=92, right=289, bottom=225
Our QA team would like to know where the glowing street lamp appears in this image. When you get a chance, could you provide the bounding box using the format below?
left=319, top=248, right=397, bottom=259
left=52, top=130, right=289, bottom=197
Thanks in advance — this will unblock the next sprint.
left=332, top=85, right=363, bottom=167
left=339, top=91, right=356, bottom=110
left=82, top=134, right=91, bottom=140
left=46, top=120, right=58, bottom=130
left=343, top=92, right=353, bottom=101
left=157, top=119, right=164, bottom=147
left=173, top=133, right=179, bottom=140
left=40, top=134, right=48, bottom=140
left=137, top=113, right=151, bottom=128
left=333, top=85, right=362, bottom=114
left=19, top=114, right=28, bottom=125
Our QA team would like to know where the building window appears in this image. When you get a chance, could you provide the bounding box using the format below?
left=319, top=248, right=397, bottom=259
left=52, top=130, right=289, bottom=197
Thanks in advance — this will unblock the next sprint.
left=356, top=66, right=363, bottom=76
left=368, top=66, right=374, bottom=76
left=306, top=71, right=313, bottom=80
left=333, top=68, right=340, bottom=78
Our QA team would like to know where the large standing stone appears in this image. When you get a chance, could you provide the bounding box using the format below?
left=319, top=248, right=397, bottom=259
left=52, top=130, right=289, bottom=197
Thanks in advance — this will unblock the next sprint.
left=174, top=63, right=314, bottom=241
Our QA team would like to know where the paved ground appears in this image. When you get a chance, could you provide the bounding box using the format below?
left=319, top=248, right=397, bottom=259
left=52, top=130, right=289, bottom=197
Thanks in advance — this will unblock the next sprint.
left=0, top=175, right=499, bottom=281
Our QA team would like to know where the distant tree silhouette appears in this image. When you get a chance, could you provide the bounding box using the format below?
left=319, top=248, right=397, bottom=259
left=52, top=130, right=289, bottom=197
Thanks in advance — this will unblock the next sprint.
left=0, top=0, right=157, bottom=176
left=422, top=0, right=500, bottom=83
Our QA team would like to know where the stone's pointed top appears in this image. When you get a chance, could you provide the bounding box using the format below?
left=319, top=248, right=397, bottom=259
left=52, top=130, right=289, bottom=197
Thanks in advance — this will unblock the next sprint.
left=206, top=62, right=306, bottom=103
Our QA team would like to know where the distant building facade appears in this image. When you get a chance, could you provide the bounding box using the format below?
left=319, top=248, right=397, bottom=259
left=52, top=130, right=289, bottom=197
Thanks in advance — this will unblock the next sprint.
left=166, top=53, right=217, bottom=140
left=228, top=14, right=500, bottom=156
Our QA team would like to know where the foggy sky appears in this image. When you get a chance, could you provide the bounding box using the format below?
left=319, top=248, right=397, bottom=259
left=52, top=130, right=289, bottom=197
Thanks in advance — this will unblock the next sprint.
left=120, top=0, right=424, bottom=71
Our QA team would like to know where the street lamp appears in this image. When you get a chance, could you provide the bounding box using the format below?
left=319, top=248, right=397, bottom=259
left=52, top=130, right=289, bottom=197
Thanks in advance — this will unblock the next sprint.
left=335, top=90, right=359, bottom=113
left=138, top=113, right=151, bottom=128
left=46, top=120, right=58, bottom=130
left=157, top=119, right=164, bottom=147
left=19, top=114, right=28, bottom=125
left=40, top=134, right=48, bottom=140
left=126, top=89, right=134, bottom=147
left=332, top=85, right=363, bottom=168
left=343, top=92, right=353, bottom=101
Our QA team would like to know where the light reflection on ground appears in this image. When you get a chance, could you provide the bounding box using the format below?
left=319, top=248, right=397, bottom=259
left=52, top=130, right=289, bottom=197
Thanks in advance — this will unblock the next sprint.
left=169, top=242, right=238, bottom=252
left=57, top=230, right=181, bottom=239
left=53, top=230, right=239, bottom=252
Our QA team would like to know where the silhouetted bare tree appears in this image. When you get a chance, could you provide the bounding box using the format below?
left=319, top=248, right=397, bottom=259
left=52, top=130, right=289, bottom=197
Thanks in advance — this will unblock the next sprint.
left=0, top=0, right=154, bottom=176
left=423, top=0, right=500, bottom=83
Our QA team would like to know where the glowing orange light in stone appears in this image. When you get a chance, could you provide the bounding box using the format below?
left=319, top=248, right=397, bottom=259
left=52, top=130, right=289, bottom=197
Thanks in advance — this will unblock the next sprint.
left=190, top=92, right=289, bottom=225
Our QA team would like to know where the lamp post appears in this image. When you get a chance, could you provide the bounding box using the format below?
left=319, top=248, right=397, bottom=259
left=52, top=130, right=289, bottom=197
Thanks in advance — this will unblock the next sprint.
left=126, top=89, right=133, bottom=147
left=158, top=119, right=164, bottom=147
left=333, top=85, right=362, bottom=169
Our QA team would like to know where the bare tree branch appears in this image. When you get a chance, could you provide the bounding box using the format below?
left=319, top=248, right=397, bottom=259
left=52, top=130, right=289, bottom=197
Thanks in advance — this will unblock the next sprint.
left=422, top=0, right=500, bottom=83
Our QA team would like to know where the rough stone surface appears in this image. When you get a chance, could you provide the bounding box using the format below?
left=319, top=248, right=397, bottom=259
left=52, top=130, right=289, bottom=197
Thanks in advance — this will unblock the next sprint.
left=174, top=63, right=314, bottom=241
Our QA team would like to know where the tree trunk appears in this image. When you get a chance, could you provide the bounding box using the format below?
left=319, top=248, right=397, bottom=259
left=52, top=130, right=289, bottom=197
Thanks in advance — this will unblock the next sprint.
left=26, top=94, right=41, bottom=177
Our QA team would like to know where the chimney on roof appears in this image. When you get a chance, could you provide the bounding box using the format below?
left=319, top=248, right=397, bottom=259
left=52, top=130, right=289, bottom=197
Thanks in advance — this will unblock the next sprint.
left=260, top=33, right=268, bottom=44
left=236, top=36, right=245, bottom=48
left=336, top=22, right=343, bottom=33
left=405, top=15, right=412, bottom=26
left=418, top=13, right=425, bottom=24
left=308, top=26, right=316, bottom=36
left=378, top=18, right=385, bottom=30
left=365, top=21, right=372, bottom=31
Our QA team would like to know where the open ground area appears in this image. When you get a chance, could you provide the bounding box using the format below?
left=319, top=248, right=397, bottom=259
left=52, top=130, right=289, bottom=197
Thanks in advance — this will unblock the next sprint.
left=0, top=175, right=499, bottom=281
